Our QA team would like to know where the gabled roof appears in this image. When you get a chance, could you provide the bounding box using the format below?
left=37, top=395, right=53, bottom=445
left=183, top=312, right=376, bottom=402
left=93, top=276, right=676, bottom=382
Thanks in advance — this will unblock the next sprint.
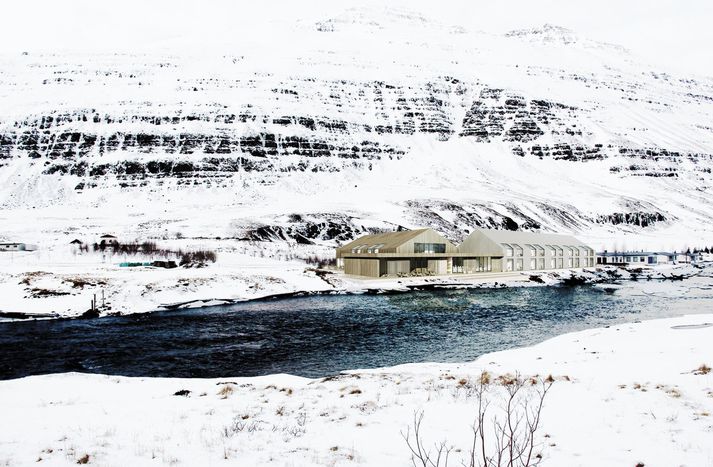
left=469, top=228, right=589, bottom=247
left=339, top=228, right=430, bottom=251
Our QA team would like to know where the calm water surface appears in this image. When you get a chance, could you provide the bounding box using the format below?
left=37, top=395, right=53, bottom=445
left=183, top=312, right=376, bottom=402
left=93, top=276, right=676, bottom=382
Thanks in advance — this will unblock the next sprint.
left=0, top=285, right=709, bottom=380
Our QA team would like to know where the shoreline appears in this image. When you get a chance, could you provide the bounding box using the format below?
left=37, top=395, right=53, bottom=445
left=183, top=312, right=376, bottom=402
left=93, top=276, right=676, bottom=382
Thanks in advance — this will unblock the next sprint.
left=1, top=262, right=706, bottom=321
left=1, top=313, right=711, bottom=466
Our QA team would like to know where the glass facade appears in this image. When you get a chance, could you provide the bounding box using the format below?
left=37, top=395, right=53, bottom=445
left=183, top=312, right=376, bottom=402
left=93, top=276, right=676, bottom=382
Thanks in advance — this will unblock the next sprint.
left=414, top=243, right=446, bottom=254
left=506, top=259, right=514, bottom=271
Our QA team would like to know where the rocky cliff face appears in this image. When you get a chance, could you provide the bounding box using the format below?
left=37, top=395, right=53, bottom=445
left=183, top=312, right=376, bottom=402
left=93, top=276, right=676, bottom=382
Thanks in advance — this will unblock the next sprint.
left=1, top=8, right=712, bottom=248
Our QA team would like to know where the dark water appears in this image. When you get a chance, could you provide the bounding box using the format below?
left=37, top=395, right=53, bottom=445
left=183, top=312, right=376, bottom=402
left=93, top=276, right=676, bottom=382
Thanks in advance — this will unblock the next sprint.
left=0, top=285, right=706, bottom=380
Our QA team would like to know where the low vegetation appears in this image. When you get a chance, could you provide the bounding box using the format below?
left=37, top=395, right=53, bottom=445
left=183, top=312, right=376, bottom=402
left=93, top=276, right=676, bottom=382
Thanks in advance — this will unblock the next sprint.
left=403, top=372, right=553, bottom=467
left=73, top=239, right=217, bottom=267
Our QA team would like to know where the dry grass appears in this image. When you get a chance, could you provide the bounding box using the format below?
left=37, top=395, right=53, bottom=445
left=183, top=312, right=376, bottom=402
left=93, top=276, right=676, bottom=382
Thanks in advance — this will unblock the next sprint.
left=76, top=454, right=90, bottom=464
left=495, top=373, right=518, bottom=386
left=480, top=371, right=492, bottom=385
left=217, top=385, right=234, bottom=399
left=693, top=364, right=711, bottom=375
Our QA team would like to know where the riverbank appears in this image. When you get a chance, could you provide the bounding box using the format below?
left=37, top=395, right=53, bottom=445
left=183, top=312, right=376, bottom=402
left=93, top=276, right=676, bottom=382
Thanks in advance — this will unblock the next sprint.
left=1, top=237, right=708, bottom=320
left=1, top=313, right=711, bottom=466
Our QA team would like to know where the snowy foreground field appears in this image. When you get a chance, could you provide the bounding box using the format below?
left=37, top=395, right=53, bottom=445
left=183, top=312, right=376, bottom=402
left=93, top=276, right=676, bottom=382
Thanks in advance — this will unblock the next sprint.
left=1, top=314, right=711, bottom=466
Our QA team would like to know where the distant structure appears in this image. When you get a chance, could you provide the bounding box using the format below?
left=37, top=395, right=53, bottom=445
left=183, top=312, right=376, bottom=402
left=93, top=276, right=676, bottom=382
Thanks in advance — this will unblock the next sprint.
left=0, top=242, right=37, bottom=252
left=336, top=228, right=594, bottom=278
left=99, top=234, right=118, bottom=248
left=596, top=251, right=698, bottom=265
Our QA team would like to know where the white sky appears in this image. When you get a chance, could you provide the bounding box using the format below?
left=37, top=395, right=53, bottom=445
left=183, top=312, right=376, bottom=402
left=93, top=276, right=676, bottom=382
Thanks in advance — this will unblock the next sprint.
left=2, top=0, right=712, bottom=77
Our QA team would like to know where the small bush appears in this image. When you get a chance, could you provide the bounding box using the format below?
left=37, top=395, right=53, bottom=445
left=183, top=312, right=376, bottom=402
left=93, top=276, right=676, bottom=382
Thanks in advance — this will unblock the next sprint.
left=180, top=250, right=218, bottom=267
left=77, top=454, right=90, bottom=464
left=694, top=364, right=711, bottom=375
left=217, top=385, right=234, bottom=399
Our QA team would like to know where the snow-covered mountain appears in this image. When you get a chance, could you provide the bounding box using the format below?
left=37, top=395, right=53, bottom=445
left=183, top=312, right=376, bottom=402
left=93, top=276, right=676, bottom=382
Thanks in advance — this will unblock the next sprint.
left=2, top=6, right=713, bottom=250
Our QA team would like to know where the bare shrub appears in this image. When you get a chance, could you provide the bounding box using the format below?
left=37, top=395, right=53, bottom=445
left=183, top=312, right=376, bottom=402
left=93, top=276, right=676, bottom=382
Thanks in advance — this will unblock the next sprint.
left=304, top=255, right=337, bottom=268
left=79, top=239, right=217, bottom=266
left=402, top=411, right=453, bottom=467
left=403, top=372, right=553, bottom=467
left=179, top=250, right=218, bottom=267
left=222, top=416, right=265, bottom=438
left=694, top=364, right=711, bottom=375
left=76, top=454, right=90, bottom=464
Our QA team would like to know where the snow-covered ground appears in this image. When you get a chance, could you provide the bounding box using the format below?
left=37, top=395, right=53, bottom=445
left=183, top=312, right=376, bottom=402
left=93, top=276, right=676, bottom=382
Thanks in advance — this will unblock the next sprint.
left=1, top=313, right=711, bottom=466
left=1, top=228, right=709, bottom=319
left=0, top=230, right=543, bottom=318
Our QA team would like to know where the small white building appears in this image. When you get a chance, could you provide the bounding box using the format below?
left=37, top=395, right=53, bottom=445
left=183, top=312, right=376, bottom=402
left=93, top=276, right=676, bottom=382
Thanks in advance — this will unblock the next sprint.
left=0, top=242, right=37, bottom=252
left=597, top=251, right=695, bottom=266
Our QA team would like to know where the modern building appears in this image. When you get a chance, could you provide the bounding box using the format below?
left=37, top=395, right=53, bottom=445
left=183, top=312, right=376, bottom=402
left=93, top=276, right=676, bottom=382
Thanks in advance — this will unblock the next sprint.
left=460, top=229, right=595, bottom=273
left=597, top=251, right=698, bottom=265
left=336, top=227, right=594, bottom=278
left=336, top=228, right=458, bottom=277
left=0, top=242, right=37, bottom=252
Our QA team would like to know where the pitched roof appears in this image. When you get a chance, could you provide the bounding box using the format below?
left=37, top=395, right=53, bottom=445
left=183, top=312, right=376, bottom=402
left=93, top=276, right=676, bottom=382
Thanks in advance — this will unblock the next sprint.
left=339, top=228, right=431, bottom=251
left=472, top=228, right=589, bottom=247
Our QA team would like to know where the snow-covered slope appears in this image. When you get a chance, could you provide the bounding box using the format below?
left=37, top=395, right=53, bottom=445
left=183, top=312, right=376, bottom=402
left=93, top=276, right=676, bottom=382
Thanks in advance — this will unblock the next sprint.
left=1, top=6, right=713, bottom=250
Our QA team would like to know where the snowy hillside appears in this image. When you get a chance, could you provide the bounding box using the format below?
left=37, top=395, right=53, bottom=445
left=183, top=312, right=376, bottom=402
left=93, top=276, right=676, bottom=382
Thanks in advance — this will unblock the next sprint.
left=2, top=6, right=713, bottom=251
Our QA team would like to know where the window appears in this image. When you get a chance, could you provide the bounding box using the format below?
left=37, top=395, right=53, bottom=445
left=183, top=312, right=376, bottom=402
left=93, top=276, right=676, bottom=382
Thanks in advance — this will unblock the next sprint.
left=557, top=258, right=563, bottom=269
left=536, top=245, right=545, bottom=256
left=502, top=243, right=514, bottom=257
left=414, top=243, right=446, bottom=254
left=548, top=245, right=556, bottom=256
left=527, top=244, right=536, bottom=257
left=366, top=243, right=384, bottom=253
left=453, top=258, right=463, bottom=273
left=568, top=258, right=573, bottom=268
left=514, top=244, right=523, bottom=257
left=538, top=258, right=545, bottom=270
left=516, top=259, right=523, bottom=271
left=506, top=259, right=514, bottom=271
left=557, top=247, right=564, bottom=256
left=574, top=258, right=580, bottom=268
left=530, top=259, right=536, bottom=269
left=550, top=258, right=555, bottom=268
left=472, top=257, right=492, bottom=272
left=351, top=244, right=368, bottom=253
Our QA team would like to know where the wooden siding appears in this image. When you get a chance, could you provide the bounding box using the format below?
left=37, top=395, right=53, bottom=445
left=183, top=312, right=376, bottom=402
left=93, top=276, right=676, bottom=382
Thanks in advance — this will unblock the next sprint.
left=427, top=259, right=448, bottom=275
left=344, top=258, right=381, bottom=277
left=386, top=260, right=410, bottom=275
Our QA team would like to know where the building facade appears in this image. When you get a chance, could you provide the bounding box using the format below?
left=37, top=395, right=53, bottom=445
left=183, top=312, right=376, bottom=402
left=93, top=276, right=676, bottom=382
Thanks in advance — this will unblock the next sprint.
left=596, top=251, right=698, bottom=265
left=0, top=242, right=37, bottom=252
left=336, top=229, right=459, bottom=278
left=336, top=228, right=594, bottom=278
left=460, top=229, right=595, bottom=273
